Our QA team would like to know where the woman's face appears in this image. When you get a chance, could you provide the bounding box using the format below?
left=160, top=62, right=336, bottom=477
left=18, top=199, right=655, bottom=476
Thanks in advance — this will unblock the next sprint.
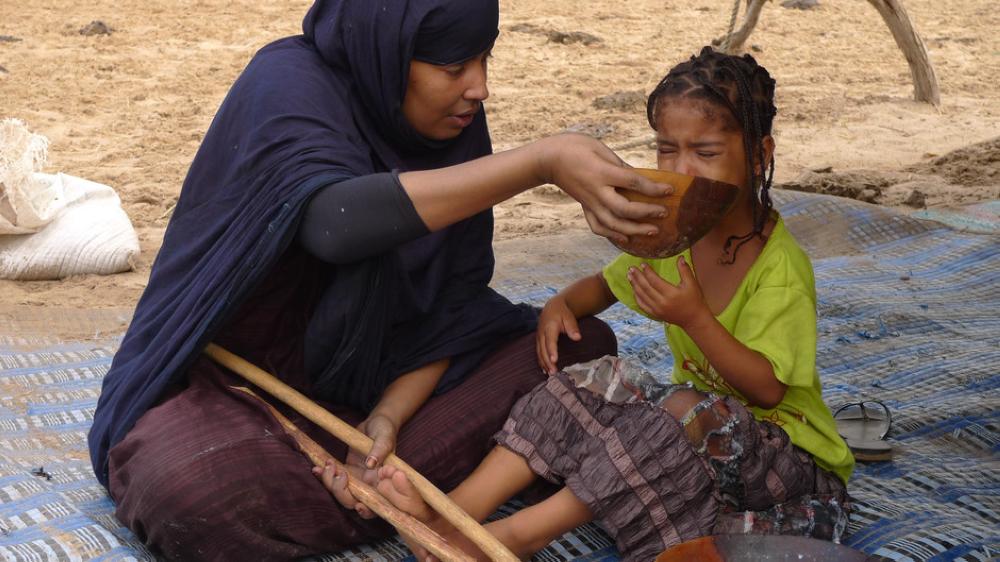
left=402, top=49, right=491, bottom=141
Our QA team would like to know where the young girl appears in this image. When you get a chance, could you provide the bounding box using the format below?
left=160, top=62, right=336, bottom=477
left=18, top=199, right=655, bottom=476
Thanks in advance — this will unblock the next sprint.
left=320, top=47, right=854, bottom=561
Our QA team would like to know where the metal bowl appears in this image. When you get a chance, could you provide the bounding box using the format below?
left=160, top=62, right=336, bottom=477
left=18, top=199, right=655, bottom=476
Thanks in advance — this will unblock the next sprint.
left=655, top=535, right=875, bottom=562
left=612, top=168, right=740, bottom=259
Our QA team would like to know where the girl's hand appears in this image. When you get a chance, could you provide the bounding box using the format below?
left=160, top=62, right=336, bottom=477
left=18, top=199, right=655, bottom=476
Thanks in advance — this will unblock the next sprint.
left=538, top=134, right=672, bottom=245
left=627, top=257, right=711, bottom=329
left=537, top=296, right=582, bottom=375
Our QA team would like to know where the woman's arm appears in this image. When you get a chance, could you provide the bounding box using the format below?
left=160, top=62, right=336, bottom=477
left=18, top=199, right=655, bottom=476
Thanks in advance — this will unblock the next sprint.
left=300, top=134, right=673, bottom=264
left=298, top=173, right=429, bottom=264
left=325, top=359, right=451, bottom=519
left=358, top=358, right=451, bottom=468
left=400, top=133, right=670, bottom=244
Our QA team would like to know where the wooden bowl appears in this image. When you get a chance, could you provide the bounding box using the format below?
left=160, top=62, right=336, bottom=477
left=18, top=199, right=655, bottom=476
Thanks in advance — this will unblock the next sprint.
left=613, top=168, right=740, bottom=259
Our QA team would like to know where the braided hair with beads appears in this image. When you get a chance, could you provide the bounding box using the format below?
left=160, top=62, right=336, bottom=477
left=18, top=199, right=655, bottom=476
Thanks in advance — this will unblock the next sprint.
left=646, top=46, right=777, bottom=264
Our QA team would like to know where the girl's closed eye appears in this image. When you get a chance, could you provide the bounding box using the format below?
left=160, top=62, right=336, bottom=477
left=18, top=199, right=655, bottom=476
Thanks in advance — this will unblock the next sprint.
left=656, top=141, right=679, bottom=155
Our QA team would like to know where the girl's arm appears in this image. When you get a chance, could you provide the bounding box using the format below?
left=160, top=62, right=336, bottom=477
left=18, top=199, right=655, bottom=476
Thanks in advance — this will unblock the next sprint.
left=399, top=133, right=670, bottom=244
left=681, top=316, right=785, bottom=409
left=628, top=259, right=786, bottom=409
left=537, top=273, right=618, bottom=374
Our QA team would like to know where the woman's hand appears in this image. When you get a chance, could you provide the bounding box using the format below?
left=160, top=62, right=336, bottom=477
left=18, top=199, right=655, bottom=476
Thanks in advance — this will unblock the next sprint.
left=537, top=133, right=673, bottom=244
left=536, top=296, right=582, bottom=375
left=316, top=358, right=448, bottom=518
left=318, top=413, right=399, bottom=519
left=348, top=412, right=398, bottom=471
left=346, top=411, right=399, bottom=519
left=627, top=257, right=711, bottom=329
left=399, top=133, right=670, bottom=237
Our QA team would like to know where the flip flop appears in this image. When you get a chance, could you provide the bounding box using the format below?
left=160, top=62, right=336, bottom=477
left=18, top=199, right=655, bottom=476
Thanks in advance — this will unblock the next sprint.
left=833, top=400, right=894, bottom=462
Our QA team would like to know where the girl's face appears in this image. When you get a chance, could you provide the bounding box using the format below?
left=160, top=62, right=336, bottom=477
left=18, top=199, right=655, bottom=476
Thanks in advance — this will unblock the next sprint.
left=402, top=49, right=491, bottom=141
left=653, top=97, right=773, bottom=192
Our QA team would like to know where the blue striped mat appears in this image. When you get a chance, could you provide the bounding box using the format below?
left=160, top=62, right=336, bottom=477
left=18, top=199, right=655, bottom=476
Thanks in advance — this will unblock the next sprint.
left=1, top=190, right=997, bottom=561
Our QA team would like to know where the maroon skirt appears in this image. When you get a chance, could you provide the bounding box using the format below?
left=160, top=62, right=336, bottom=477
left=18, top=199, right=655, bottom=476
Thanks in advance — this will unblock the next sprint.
left=107, top=317, right=617, bottom=561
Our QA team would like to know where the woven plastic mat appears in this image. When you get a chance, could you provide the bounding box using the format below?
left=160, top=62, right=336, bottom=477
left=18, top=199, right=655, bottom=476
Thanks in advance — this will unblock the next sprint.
left=1, top=190, right=997, bottom=561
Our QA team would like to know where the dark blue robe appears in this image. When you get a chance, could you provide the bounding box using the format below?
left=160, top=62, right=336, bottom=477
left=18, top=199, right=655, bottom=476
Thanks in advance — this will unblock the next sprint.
left=88, top=0, right=536, bottom=487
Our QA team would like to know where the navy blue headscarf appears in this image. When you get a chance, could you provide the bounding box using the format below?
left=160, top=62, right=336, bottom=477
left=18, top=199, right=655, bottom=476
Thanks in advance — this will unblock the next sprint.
left=88, top=0, right=536, bottom=487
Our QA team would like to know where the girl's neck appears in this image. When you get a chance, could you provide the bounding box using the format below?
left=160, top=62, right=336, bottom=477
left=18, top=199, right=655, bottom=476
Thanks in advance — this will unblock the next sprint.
left=699, top=203, right=759, bottom=250
left=689, top=204, right=774, bottom=315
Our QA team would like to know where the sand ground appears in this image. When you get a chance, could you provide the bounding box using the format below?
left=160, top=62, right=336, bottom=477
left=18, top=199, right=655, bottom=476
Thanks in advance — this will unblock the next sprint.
left=1, top=0, right=997, bottom=309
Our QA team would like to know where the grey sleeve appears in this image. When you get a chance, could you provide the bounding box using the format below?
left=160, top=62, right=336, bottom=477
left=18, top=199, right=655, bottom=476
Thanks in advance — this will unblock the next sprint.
left=298, top=172, right=429, bottom=264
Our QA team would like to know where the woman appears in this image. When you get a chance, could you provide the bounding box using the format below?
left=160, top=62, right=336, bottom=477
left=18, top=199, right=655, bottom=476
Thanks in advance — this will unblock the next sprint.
left=87, top=1, right=668, bottom=559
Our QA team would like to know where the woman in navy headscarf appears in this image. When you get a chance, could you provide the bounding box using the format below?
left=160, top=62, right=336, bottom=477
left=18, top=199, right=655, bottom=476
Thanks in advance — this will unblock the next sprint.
left=88, top=1, right=669, bottom=559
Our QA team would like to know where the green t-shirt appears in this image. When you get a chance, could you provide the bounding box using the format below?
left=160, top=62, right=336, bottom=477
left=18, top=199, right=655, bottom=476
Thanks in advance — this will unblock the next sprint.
left=603, top=215, right=854, bottom=484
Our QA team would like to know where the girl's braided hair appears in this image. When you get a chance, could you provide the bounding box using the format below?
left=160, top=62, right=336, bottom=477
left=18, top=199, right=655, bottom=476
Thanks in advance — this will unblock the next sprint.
left=646, top=46, right=777, bottom=263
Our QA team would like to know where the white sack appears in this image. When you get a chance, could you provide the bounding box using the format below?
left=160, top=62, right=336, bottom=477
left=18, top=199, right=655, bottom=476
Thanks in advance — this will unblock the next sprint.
left=0, top=118, right=139, bottom=280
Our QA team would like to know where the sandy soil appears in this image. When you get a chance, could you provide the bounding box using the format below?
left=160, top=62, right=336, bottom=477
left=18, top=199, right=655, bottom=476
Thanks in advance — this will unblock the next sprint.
left=1, top=0, right=997, bottom=309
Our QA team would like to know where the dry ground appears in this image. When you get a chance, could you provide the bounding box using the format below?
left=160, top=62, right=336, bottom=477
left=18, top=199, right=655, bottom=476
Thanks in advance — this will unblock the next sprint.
left=1, top=0, right=997, bottom=308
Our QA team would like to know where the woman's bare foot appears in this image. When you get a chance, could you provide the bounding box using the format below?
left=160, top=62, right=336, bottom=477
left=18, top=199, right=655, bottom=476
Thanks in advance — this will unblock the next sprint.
left=375, top=466, right=440, bottom=527
left=376, top=466, right=488, bottom=561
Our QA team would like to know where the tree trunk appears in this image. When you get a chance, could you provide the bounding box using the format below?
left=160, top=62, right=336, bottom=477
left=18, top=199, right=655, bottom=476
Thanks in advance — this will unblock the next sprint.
left=711, top=0, right=940, bottom=106
left=718, top=0, right=768, bottom=54
left=866, top=0, right=940, bottom=105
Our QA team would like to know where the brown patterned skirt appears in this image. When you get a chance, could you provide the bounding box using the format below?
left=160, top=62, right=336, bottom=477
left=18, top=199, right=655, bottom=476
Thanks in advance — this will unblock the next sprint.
left=494, top=356, right=849, bottom=562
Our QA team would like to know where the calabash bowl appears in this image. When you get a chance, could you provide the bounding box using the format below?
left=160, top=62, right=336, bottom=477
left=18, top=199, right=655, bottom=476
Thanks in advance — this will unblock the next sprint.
left=613, top=168, right=740, bottom=259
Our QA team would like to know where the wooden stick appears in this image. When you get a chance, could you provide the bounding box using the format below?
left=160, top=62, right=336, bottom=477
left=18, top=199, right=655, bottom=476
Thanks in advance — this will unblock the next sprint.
left=230, top=386, right=474, bottom=562
left=204, top=343, right=518, bottom=562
